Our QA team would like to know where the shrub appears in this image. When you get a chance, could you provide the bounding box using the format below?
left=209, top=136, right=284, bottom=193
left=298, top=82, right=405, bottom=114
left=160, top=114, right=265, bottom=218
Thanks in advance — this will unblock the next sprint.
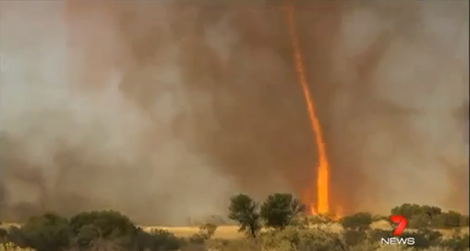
left=198, top=223, right=217, bottom=240
left=0, top=227, right=7, bottom=245
left=75, top=224, right=102, bottom=249
left=206, top=238, right=259, bottom=251
left=391, top=204, right=442, bottom=223
left=69, top=210, right=138, bottom=240
left=389, top=203, right=469, bottom=229
left=367, top=228, right=392, bottom=242
left=340, top=212, right=373, bottom=231
left=259, top=227, right=346, bottom=251
left=5, top=225, right=29, bottom=249
left=404, top=228, right=443, bottom=249
left=343, top=228, right=367, bottom=246
left=19, top=212, right=72, bottom=251
left=439, top=234, right=469, bottom=251
left=307, top=215, right=333, bottom=226
left=432, top=212, right=468, bottom=229
left=132, top=228, right=182, bottom=251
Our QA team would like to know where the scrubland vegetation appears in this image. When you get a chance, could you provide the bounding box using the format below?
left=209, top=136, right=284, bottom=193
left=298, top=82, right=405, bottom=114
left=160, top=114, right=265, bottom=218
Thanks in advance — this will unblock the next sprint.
left=0, top=193, right=468, bottom=251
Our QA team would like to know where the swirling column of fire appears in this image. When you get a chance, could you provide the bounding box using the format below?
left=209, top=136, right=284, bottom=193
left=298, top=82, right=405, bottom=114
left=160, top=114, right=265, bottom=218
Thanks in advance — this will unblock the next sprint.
left=282, top=2, right=330, bottom=215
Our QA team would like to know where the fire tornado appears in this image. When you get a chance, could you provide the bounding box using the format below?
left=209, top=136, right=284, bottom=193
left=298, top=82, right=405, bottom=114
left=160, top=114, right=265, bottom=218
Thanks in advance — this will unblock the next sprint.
left=283, top=3, right=331, bottom=215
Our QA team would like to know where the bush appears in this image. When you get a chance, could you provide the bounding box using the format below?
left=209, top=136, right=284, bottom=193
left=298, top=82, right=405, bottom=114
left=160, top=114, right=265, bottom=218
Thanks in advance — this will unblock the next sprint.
left=197, top=223, right=217, bottom=240
left=343, top=228, right=367, bottom=246
left=439, top=234, right=469, bottom=251
left=432, top=212, right=468, bottom=229
left=19, top=212, right=72, bottom=251
left=406, top=228, right=443, bottom=249
left=5, top=225, right=29, bottom=249
left=340, top=212, right=373, bottom=231
left=391, top=204, right=442, bottom=222
left=129, top=228, right=182, bottom=251
left=206, top=238, right=259, bottom=251
left=69, top=210, right=138, bottom=240
left=0, top=227, right=7, bottom=243
left=390, top=203, right=469, bottom=229
left=307, top=215, right=333, bottom=225
left=259, top=227, right=346, bottom=251
left=134, top=229, right=181, bottom=251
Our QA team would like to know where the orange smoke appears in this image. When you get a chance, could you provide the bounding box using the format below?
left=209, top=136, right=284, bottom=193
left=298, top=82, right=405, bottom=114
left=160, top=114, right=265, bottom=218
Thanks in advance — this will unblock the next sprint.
left=283, top=3, right=331, bottom=215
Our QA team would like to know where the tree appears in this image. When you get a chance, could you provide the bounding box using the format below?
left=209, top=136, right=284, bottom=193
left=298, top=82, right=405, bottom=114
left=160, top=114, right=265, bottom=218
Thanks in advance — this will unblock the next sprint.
left=228, top=194, right=261, bottom=238
left=391, top=203, right=442, bottom=228
left=443, top=211, right=465, bottom=228
left=69, top=210, right=138, bottom=240
left=20, top=212, right=72, bottom=251
left=260, top=193, right=305, bottom=230
left=409, top=213, right=433, bottom=229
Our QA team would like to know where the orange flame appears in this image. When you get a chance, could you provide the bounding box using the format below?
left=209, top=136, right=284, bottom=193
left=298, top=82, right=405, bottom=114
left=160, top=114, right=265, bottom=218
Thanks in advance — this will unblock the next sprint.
left=309, top=203, right=317, bottom=215
left=283, top=2, right=331, bottom=215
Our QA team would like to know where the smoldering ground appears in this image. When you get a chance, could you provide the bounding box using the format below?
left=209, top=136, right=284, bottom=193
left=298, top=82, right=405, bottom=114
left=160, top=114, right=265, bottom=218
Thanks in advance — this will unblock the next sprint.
left=0, top=0, right=468, bottom=225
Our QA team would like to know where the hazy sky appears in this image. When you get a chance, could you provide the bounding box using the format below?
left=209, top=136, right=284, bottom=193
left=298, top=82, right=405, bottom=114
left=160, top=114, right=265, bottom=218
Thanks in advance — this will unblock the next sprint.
left=1, top=0, right=468, bottom=225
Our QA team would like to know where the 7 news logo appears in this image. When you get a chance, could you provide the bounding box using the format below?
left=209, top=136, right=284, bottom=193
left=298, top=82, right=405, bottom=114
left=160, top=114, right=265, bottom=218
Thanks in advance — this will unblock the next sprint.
left=380, top=215, right=416, bottom=246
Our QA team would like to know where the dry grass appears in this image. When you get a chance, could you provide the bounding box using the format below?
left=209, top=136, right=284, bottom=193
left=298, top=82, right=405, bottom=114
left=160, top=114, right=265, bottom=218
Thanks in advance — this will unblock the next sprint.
left=0, top=223, right=20, bottom=228
left=142, top=220, right=468, bottom=239
left=3, top=220, right=468, bottom=239
left=144, top=225, right=243, bottom=239
left=0, top=247, right=33, bottom=251
left=1, top=223, right=468, bottom=251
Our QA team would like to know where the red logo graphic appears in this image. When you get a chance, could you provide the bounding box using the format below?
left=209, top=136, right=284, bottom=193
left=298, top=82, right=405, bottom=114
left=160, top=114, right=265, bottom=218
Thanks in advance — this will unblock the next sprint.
left=390, top=215, right=408, bottom=236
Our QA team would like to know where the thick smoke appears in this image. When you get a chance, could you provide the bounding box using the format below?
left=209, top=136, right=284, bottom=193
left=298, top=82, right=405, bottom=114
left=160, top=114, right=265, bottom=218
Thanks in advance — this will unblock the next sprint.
left=1, top=0, right=468, bottom=224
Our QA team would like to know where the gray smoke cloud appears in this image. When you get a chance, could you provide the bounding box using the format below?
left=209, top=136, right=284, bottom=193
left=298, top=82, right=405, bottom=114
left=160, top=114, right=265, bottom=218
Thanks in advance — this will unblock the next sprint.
left=1, top=0, right=468, bottom=225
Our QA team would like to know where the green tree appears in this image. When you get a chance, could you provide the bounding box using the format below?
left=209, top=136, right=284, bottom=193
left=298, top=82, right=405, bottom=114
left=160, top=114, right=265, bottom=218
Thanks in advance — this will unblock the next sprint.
left=461, top=214, right=469, bottom=226
left=409, top=213, right=433, bottom=229
left=69, top=210, right=138, bottom=240
left=442, top=211, right=465, bottom=228
left=391, top=203, right=420, bottom=219
left=431, top=211, right=467, bottom=229
left=228, top=194, right=261, bottom=238
left=260, top=193, right=305, bottom=230
left=20, top=212, right=72, bottom=251
left=391, top=204, right=442, bottom=225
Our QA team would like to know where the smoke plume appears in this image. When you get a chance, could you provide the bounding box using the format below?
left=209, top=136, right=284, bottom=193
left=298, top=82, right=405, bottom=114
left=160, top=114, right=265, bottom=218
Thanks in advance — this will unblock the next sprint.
left=1, top=0, right=468, bottom=225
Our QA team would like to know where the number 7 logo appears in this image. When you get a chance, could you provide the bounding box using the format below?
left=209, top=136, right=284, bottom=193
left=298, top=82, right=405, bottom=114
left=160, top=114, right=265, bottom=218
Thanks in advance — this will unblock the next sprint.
left=390, top=215, right=408, bottom=236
